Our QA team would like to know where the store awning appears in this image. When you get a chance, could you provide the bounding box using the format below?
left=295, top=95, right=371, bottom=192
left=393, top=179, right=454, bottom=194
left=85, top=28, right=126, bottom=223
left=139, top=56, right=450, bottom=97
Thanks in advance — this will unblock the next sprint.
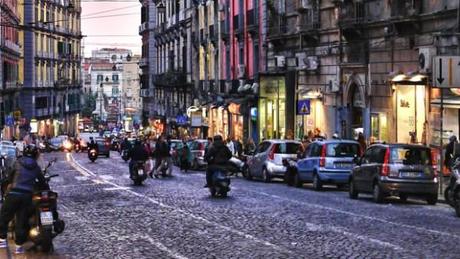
left=431, top=98, right=460, bottom=109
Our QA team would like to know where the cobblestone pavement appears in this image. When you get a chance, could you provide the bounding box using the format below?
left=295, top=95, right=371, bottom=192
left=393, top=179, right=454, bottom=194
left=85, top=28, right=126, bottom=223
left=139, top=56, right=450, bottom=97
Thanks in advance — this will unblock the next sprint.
left=5, top=151, right=460, bottom=258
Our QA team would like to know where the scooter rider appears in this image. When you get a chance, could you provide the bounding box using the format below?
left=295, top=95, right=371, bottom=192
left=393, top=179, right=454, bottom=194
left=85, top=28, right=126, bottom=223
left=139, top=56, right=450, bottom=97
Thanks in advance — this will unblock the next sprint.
left=128, top=139, right=149, bottom=178
left=0, top=144, right=46, bottom=254
left=204, top=135, right=232, bottom=188
left=88, top=137, right=99, bottom=153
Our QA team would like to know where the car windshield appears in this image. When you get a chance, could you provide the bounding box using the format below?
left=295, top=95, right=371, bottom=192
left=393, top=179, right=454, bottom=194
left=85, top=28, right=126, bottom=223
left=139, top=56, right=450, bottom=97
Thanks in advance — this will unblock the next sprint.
left=189, top=141, right=207, bottom=150
left=0, top=146, right=16, bottom=157
left=274, top=143, right=300, bottom=154
left=390, top=147, right=431, bottom=165
left=326, top=143, right=360, bottom=157
left=50, top=138, right=62, bottom=145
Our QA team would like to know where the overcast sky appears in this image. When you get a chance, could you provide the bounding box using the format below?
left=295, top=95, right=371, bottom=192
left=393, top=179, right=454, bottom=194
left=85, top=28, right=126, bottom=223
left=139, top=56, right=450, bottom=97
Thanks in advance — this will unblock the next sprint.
left=81, top=1, right=141, bottom=57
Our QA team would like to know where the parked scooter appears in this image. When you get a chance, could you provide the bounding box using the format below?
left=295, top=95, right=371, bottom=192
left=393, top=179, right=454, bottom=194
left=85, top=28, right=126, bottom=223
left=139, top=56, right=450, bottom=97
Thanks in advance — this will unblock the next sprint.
left=131, top=161, right=148, bottom=185
left=21, top=158, right=65, bottom=252
left=88, top=148, right=98, bottom=162
left=209, top=169, right=231, bottom=198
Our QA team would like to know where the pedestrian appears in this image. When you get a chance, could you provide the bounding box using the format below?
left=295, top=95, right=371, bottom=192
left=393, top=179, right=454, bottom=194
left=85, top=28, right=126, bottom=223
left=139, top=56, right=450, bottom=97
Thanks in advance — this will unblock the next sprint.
left=0, top=145, right=46, bottom=254
left=179, top=139, right=191, bottom=173
left=153, top=134, right=170, bottom=177
left=357, top=132, right=366, bottom=153
left=301, top=135, right=310, bottom=152
left=226, top=136, right=235, bottom=156
left=234, top=138, right=243, bottom=157
left=244, top=138, right=256, bottom=155
left=445, top=135, right=458, bottom=169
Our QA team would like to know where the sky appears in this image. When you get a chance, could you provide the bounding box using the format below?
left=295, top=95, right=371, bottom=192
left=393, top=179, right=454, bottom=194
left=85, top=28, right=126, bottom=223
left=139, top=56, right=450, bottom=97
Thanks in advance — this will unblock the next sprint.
left=81, top=1, right=141, bottom=57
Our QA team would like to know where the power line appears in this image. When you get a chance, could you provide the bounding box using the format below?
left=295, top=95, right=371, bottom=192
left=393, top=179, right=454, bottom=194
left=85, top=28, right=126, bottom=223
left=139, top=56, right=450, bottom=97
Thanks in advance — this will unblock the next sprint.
left=82, top=4, right=139, bottom=18
left=81, top=12, right=139, bottom=20
left=81, top=0, right=139, bottom=2
left=84, top=34, right=140, bottom=37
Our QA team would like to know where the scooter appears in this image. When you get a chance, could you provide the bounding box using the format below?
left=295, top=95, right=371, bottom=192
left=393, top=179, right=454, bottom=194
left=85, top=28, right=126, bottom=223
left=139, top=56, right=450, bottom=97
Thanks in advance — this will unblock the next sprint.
left=227, top=156, right=246, bottom=177
left=25, top=158, right=65, bottom=252
left=445, top=158, right=460, bottom=216
left=121, top=149, right=129, bottom=162
left=88, top=149, right=98, bottom=162
left=209, top=169, right=231, bottom=198
left=131, top=161, right=148, bottom=185
left=153, top=159, right=172, bottom=178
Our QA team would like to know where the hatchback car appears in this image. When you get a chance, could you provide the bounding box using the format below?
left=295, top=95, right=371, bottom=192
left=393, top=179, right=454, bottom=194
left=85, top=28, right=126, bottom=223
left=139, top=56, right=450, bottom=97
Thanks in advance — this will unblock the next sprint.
left=287, top=140, right=360, bottom=190
left=96, top=138, right=111, bottom=158
left=349, top=144, right=438, bottom=204
left=246, top=140, right=301, bottom=182
left=188, top=139, right=208, bottom=170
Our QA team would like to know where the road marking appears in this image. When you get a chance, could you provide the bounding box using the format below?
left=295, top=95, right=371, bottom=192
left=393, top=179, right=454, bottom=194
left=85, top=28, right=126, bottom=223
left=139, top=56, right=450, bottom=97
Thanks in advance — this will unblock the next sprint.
left=103, top=187, right=131, bottom=191
left=56, top=183, right=100, bottom=189
left=74, top=176, right=89, bottom=181
left=69, top=154, right=292, bottom=255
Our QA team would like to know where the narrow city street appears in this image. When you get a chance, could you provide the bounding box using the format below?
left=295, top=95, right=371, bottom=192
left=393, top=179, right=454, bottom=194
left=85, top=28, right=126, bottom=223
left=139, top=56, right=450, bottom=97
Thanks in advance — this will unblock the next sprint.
left=3, top=151, right=456, bottom=258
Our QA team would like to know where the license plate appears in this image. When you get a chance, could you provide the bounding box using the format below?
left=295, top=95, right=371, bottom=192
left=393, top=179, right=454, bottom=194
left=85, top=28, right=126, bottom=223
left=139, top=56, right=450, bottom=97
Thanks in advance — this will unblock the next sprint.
left=335, top=163, right=350, bottom=169
left=400, top=172, right=422, bottom=178
left=138, top=169, right=144, bottom=176
left=40, top=211, right=53, bottom=226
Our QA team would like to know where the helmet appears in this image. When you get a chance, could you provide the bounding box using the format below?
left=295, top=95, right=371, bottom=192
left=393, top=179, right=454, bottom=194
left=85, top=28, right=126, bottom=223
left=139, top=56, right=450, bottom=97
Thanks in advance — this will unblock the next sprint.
left=332, top=133, right=339, bottom=139
left=135, top=139, right=142, bottom=145
left=23, top=144, right=38, bottom=158
left=213, top=135, right=223, bottom=142
left=450, top=135, right=458, bottom=143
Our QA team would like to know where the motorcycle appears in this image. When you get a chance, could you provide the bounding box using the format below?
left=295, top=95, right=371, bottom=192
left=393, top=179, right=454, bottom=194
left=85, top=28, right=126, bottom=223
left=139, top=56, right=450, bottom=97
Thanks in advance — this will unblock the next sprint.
left=24, top=158, right=65, bottom=252
left=445, top=158, right=460, bottom=216
left=209, top=169, right=231, bottom=198
left=74, top=142, right=81, bottom=153
left=131, top=161, right=147, bottom=185
left=227, top=156, right=246, bottom=177
left=88, top=149, right=98, bottom=162
left=153, top=159, right=172, bottom=178
left=121, top=149, right=129, bottom=162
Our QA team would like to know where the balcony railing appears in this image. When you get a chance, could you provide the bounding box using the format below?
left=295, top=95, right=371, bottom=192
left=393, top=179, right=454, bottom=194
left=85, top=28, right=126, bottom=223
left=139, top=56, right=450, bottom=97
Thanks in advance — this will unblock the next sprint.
left=1, top=39, right=21, bottom=54
left=139, top=22, right=149, bottom=34
left=339, top=3, right=365, bottom=28
left=297, top=11, right=320, bottom=32
left=391, top=0, right=421, bottom=17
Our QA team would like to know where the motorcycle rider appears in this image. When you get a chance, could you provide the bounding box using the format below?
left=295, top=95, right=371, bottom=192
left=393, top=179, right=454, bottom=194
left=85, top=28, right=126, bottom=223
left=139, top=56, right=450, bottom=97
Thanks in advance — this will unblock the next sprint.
left=204, top=135, right=232, bottom=188
left=153, top=135, right=170, bottom=177
left=88, top=137, right=99, bottom=153
left=0, top=145, right=46, bottom=254
left=120, top=138, right=132, bottom=153
left=128, top=139, right=149, bottom=178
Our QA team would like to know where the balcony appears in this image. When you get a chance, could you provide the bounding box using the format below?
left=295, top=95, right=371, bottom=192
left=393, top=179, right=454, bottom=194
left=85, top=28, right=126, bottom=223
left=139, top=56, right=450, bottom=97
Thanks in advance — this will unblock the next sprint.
left=199, top=28, right=205, bottom=45
left=152, top=71, right=187, bottom=87
left=219, top=20, right=229, bottom=42
left=1, top=39, right=21, bottom=54
left=139, top=22, right=149, bottom=34
left=297, top=11, right=319, bottom=41
left=390, top=0, right=421, bottom=35
left=338, top=2, right=366, bottom=40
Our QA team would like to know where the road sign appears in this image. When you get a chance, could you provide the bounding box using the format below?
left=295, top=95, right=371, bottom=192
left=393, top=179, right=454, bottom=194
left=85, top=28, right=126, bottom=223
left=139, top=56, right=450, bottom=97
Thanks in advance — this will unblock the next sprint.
left=297, top=99, right=311, bottom=115
left=4, top=115, right=13, bottom=127
left=433, top=56, right=460, bottom=88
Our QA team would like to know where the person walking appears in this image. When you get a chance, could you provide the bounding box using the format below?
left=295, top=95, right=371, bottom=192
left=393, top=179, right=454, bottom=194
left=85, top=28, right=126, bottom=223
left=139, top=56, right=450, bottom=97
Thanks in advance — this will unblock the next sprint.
left=179, top=140, right=191, bottom=173
left=445, top=135, right=458, bottom=169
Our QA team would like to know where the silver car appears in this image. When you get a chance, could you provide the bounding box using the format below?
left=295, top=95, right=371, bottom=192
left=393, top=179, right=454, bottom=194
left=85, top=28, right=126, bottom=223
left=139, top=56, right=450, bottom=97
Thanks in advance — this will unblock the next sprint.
left=246, top=140, right=301, bottom=182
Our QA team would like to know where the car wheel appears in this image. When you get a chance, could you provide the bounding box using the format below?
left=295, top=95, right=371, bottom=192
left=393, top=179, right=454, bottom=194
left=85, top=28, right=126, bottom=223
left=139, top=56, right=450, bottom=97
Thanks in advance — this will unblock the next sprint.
left=262, top=168, right=271, bottom=183
left=373, top=183, right=384, bottom=203
left=312, top=173, right=322, bottom=191
left=294, top=172, right=303, bottom=188
left=349, top=179, right=358, bottom=199
left=399, top=193, right=408, bottom=202
left=426, top=194, right=438, bottom=205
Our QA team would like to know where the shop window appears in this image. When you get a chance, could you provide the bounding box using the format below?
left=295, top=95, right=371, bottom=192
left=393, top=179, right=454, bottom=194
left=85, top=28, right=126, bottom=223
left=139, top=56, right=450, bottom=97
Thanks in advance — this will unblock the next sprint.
left=35, top=96, right=48, bottom=109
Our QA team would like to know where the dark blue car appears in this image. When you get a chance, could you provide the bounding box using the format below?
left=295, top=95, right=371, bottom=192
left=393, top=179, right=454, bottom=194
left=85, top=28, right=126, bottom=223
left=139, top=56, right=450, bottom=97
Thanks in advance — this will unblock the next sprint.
left=286, top=140, right=361, bottom=190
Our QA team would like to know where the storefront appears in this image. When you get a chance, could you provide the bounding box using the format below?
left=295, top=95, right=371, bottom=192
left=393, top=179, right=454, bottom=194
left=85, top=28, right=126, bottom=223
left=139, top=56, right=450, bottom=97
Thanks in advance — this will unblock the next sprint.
left=393, top=81, right=427, bottom=144
left=228, top=103, right=243, bottom=141
left=430, top=88, right=460, bottom=147
left=208, top=106, right=229, bottom=139
left=296, top=90, right=324, bottom=139
left=259, top=74, right=295, bottom=140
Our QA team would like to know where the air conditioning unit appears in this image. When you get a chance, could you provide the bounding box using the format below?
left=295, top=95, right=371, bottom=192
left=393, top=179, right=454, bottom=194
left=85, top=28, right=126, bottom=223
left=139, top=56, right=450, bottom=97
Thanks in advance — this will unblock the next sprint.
left=237, top=64, right=246, bottom=79
left=275, top=55, right=286, bottom=68
left=296, top=52, right=307, bottom=70
left=298, top=0, right=312, bottom=9
left=306, top=56, right=319, bottom=71
left=418, top=47, right=435, bottom=74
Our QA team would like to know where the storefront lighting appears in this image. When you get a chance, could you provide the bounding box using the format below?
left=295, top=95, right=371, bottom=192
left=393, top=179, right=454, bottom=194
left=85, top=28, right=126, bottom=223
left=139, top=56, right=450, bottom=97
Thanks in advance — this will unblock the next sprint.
left=30, top=119, right=38, bottom=134
left=409, top=74, right=426, bottom=82
left=391, top=74, right=408, bottom=82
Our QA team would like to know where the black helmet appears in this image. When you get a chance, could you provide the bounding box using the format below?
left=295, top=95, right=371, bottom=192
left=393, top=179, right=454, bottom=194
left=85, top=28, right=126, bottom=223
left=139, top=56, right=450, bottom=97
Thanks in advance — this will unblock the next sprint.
left=23, top=144, right=38, bottom=159
left=213, top=135, right=223, bottom=142
left=135, top=139, right=142, bottom=145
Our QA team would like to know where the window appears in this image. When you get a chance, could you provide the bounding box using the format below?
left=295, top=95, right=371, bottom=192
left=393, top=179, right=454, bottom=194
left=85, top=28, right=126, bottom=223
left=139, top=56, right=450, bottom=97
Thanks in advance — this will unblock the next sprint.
left=326, top=143, right=360, bottom=158
left=274, top=143, right=301, bottom=154
left=35, top=96, right=48, bottom=109
left=390, top=147, right=431, bottom=165
left=112, top=74, right=119, bottom=82
left=97, top=74, right=103, bottom=82
left=362, top=147, right=375, bottom=164
left=310, top=144, right=322, bottom=157
left=258, top=142, right=271, bottom=153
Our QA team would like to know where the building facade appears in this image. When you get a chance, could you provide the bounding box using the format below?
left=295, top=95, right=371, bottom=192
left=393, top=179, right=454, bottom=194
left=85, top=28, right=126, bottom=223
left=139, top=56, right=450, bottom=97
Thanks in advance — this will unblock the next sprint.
left=1, top=0, right=21, bottom=139
left=20, top=0, right=82, bottom=137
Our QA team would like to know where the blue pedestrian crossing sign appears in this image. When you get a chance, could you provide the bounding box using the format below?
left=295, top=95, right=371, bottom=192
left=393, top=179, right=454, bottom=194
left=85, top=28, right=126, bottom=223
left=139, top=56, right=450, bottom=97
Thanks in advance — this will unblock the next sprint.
left=297, top=99, right=311, bottom=115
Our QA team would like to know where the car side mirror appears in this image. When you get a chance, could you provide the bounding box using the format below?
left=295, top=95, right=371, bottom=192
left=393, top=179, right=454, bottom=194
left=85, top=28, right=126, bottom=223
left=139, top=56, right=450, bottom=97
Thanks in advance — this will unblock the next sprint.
left=297, top=152, right=304, bottom=159
left=353, top=156, right=361, bottom=165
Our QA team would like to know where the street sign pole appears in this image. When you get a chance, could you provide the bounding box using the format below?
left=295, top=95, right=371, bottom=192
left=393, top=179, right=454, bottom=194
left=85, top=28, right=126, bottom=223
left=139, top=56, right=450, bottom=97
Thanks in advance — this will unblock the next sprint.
left=440, top=88, right=444, bottom=195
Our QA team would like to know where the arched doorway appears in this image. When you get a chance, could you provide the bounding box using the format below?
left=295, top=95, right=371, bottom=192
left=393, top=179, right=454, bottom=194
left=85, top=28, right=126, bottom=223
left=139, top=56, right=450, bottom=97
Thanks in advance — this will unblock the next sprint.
left=348, top=83, right=364, bottom=139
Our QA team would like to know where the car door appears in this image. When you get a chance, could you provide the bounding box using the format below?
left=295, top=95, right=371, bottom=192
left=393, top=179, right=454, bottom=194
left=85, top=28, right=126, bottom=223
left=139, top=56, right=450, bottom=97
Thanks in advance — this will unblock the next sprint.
left=297, top=144, right=311, bottom=181
left=362, top=146, right=384, bottom=192
left=256, top=142, right=271, bottom=176
left=249, top=142, right=268, bottom=176
left=354, top=147, right=373, bottom=191
left=304, top=143, right=320, bottom=181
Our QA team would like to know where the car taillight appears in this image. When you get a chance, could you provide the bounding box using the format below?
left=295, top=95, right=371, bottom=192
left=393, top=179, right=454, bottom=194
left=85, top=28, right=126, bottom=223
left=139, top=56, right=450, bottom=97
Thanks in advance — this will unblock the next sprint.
left=268, top=145, right=275, bottom=160
left=431, top=148, right=438, bottom=177
left=381, top=147, right=390, bottom=176
left=319, top=144, right=326, bottom=167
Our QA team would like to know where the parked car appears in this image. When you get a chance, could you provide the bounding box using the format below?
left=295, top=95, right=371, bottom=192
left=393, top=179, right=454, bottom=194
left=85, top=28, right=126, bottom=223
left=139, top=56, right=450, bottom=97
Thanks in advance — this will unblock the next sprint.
left=49, top=137, right=64, bottom=151
left=0, top=144, right=18, bottom=170
left=96, top=138, right=111, bottom=158
left=286, top=140, right=360, bottom=190
left=188, top=139, right=209, bottom=170
left=349, top=144, right=438, bottom=204
left=245, top=140, right=301, bottom=182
